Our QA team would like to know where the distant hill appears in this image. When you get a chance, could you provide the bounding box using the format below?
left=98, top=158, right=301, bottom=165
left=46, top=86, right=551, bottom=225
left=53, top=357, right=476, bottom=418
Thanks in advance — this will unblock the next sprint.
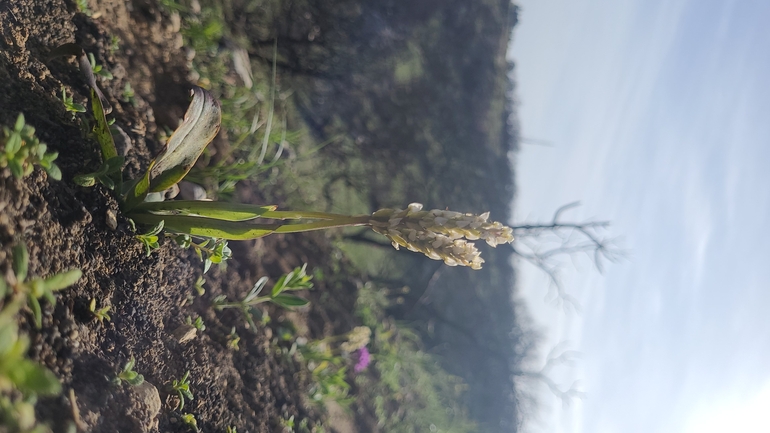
left=238, top=0, right=529, bottom=430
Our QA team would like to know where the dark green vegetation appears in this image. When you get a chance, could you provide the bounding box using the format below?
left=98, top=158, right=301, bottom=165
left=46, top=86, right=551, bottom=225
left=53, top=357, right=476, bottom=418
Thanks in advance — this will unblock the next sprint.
left=0, top=0, right=530, bottom=432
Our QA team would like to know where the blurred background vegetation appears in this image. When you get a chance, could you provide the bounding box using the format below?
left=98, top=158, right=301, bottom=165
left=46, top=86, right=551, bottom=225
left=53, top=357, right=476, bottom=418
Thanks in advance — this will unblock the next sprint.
left=167, top=0, right=530, bottom=431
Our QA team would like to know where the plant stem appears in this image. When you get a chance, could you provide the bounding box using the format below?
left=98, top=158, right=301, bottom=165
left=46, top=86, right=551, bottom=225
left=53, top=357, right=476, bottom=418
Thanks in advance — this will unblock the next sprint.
left=216, top=296, right=272, bottom=310
left=261, top=210, right=368, bottom=221
left=272, top=216, right=371, bottom=234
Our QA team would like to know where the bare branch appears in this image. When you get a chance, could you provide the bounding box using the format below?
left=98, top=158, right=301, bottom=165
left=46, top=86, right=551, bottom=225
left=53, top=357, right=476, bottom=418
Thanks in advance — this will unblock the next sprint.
left=509, top=203, right=624, bottom=307
left=552, top=201, right=581, bottom=224
left=515, top=343, right=586, bottom=407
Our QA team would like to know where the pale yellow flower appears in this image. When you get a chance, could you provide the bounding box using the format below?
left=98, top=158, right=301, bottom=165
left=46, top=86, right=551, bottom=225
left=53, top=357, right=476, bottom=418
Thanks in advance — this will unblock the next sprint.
left=369, top=203, right=514, bottom=270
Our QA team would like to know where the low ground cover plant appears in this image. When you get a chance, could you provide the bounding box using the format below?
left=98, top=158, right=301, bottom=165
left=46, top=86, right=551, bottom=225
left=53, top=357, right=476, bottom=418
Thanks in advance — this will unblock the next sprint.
left=1, top=114, right=61, bottom=181
left=170, top=371, right=194, bottom=410
left=0, top=243, right=81, bottom=432
left=213, top=265, right=313, bottom=329
left=61, top=86, right=86, bottom=113
left=2, top=243, right=81, bottom=329
left=88, top=298, right=111, bottom=324
left=112, top=356, right=144, bottom=387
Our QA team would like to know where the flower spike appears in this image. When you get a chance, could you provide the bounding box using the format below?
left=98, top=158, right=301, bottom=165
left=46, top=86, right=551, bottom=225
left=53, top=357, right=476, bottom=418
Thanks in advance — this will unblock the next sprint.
left=369, top=203, right=514, bottom=270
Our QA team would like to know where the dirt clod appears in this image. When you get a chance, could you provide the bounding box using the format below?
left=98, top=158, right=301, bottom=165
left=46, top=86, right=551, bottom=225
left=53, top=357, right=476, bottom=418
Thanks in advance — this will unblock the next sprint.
left=129, top=381, right=162, bottom=432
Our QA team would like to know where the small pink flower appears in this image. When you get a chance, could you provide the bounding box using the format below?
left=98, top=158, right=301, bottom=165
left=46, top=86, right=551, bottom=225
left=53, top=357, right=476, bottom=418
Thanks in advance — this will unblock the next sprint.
left=353, top=347, right=371, bottom=373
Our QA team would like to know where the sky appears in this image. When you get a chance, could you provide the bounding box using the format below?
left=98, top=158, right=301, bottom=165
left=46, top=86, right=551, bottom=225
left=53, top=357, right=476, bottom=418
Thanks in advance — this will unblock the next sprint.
left=508, top=1, right=770, bottom=432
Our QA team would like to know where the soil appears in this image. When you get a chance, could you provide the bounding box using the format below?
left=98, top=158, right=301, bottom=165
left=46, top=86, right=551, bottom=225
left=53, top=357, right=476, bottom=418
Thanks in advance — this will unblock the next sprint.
left=0, top=0, right=360, bottom=431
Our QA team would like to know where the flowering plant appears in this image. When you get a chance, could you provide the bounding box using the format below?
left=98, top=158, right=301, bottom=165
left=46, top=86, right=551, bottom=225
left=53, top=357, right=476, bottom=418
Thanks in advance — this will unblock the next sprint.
left=56, top=44, right=515, bottom=271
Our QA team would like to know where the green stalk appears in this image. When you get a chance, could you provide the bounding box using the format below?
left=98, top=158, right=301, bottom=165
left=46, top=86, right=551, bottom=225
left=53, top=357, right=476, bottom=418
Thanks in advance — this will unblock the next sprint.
left=130, top=212, right=371, bottom=240
left=261, top=210, right=367, bottom=221
left=272, top=216, right=371, bottom=234
left=215, top=297, right=271, bottom=309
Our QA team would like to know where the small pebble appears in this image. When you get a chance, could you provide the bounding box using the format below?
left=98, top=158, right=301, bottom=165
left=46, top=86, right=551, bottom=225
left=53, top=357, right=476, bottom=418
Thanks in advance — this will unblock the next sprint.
left=112, top=125, right=133, bottom=157
left=171, top=324, right=197, bottom=344
left=106, top=209, right=118, bottom=230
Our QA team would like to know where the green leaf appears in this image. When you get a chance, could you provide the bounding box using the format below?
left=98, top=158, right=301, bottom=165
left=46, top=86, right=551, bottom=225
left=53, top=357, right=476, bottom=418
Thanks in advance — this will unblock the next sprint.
left=175, top=234, right=192, bottom=248
left=5, top=132, right=22, bottom=154
left=270, top=294, right=309, bottom=308
left=9, top=360, right=62, bottom=396
left=42, top=269, right=82, bottom=291
left=271, top=273, right=290, bottom=297
left=29, top=295, right=42, bottom=329
left=125, top=373, right=145, bottom=386
left=29, top=279, right=45, bottom=299
left=105, top=156, right=125, bottom=172
left=42, top=286, right=56, bottom=305
left=148, top=87, right=221, bottom=192
left=12, top=242, right=29, bottom=282
left=129, top=213, right=280, bottom=241
left=90, top=88, right=118, bottom=161
left=97, top=69, right=113, bottom=80
left=14, top=113, right=25, bottom=131
left=45, top=163, right=62, bottom=181
left=0, top=296, right=24, bottom=328
left=244, top=277, right=269, bottom=302
left=98, top=174, right=115, bottom=189
left=22, top=124, right=35, bottom=136
left=149, top=221, right=165, bottom=236
left=132, top=201, right=277, bottom=221
left=74, top=174, right=97, bottom=187
left=0, top=321, right=17, bottom=356
left=8, top=158, right=23, bottom=178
